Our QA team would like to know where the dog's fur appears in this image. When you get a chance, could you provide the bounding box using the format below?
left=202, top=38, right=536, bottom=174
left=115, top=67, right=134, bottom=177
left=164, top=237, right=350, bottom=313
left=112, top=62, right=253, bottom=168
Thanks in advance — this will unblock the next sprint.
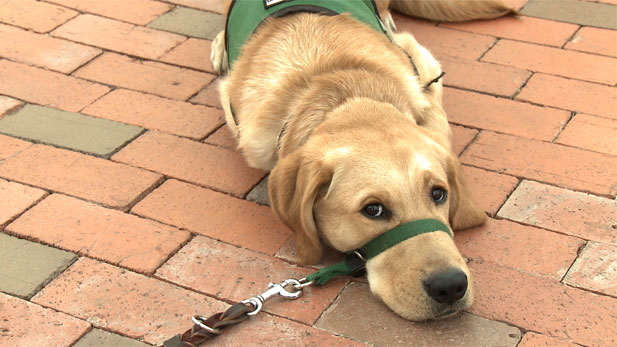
left=210, top=0, right=513, bottom=321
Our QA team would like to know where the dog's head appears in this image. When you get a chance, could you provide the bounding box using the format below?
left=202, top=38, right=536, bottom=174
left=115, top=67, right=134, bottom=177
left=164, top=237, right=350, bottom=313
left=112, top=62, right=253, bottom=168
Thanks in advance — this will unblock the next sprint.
left=268, top=98, right=486, bottom=320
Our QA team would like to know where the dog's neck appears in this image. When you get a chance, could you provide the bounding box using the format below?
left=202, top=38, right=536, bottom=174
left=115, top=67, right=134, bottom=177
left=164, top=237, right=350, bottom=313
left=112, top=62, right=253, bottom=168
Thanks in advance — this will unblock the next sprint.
left=278, top=69, right=415, bottom=157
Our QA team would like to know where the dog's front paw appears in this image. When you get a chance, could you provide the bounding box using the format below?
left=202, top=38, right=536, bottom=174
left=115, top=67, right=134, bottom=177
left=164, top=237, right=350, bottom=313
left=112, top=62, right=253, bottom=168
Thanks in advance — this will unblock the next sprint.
left=211, top=30, right=228, bottom=75
left=383, top=12, right=397, bottom=35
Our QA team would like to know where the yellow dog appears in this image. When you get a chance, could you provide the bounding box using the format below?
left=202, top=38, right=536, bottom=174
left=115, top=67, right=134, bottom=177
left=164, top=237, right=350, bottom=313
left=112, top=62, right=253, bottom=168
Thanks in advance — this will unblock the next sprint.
left=210, top=0, right=514, bottom=320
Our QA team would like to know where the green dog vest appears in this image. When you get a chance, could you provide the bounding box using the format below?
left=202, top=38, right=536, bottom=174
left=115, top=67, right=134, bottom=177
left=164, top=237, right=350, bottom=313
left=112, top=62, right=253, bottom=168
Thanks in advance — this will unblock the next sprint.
left=224, top=0, right=389, bottom=70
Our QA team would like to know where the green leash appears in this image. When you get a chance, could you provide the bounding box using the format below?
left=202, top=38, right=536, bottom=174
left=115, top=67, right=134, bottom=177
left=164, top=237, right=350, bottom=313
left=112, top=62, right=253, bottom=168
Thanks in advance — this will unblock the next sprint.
left=305, top=219, right=452, bottom=285
left=164, top=219, right=452, bottom=346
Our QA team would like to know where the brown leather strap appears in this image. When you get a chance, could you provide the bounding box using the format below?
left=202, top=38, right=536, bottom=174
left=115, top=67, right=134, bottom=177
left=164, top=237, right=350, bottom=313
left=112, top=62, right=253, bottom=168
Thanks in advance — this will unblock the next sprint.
left=162, top=303, right=254, bottom=347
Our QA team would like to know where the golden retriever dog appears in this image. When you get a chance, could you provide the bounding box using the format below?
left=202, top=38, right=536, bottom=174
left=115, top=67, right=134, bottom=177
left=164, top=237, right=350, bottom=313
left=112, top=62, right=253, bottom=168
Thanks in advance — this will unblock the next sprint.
left=210, top=0, right=514, bottom=321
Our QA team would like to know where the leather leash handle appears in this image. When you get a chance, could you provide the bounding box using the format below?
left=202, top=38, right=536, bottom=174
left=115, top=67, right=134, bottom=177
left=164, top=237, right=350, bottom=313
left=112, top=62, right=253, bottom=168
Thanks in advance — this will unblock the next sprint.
left=162, top=303, right=253, bottom=347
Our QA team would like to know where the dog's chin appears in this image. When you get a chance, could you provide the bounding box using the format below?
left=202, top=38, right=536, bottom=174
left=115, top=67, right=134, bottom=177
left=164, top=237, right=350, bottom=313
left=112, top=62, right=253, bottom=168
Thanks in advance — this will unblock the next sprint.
left=426, top=301, right=470, bottom=321
left=400, top=298, right=472, bottom=322
left=432, top=309, right=459, bottom=320
left=397, top=301, right=471, bottom=322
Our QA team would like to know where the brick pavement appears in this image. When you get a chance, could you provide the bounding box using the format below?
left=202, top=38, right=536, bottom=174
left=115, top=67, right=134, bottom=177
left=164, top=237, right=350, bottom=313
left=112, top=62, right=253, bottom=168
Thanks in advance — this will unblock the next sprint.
left=0, top=0, right=615, bottom=346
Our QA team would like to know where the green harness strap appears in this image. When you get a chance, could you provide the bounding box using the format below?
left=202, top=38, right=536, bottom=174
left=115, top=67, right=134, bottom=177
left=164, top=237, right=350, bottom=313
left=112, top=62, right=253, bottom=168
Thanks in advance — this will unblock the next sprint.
left=306, top=219, right=453, bottom=285
left=225, top=0, right=389, bottom=69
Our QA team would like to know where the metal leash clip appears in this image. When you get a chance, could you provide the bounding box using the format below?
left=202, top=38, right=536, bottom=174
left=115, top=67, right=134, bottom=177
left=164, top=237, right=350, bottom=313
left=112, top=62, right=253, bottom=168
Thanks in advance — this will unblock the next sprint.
left=164, top=278, right=314, bottom=346
left=241, top=278, right=310, bottom=316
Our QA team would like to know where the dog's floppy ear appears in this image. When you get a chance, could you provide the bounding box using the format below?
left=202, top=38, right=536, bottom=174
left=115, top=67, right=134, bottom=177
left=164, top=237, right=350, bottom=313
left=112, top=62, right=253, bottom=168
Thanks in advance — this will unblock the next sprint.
left=268, top=149, right=333, bottom=264
left=447, top=156, right=487, bottom=230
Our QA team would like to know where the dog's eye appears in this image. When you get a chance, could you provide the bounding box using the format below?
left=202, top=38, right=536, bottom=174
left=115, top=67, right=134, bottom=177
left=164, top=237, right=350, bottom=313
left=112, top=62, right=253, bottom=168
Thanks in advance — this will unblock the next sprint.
left=362, top=203, right=387, bottom=218
left=431, top=188, right=448, bottom=204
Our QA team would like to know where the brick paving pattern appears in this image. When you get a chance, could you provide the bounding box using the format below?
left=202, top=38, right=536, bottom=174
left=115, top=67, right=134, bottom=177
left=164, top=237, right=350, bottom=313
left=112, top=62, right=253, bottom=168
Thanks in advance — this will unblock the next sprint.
left=0, top=1, right=615, bottom=346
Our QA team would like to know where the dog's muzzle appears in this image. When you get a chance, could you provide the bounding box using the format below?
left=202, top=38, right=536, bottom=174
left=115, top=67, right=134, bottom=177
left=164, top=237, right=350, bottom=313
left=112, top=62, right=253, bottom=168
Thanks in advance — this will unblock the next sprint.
left=305, top=218, right=454, bottom=285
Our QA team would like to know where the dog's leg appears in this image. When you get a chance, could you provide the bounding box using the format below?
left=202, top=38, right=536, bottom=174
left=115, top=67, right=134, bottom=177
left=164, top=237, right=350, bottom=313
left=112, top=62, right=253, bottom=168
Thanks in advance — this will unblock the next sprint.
left=374, top=0, right=397, bottom=35
left=389, top=0, right=516, bottom=22
left=218, top=78, right=239, bottom=138
left=382, top=11, right=397, bottom=35
left=393, top=33, right=441, bottom=88
left=393, top=32, right=452, bottom=144
left=210, top=30, right=228, bottom=75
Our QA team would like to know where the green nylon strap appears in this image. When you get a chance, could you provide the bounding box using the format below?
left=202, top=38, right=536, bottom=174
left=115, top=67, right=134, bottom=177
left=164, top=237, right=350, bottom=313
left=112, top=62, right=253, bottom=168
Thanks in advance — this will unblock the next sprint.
left=360, top=219, right=452, bottom=259
left=305, top=261, right=351, bottom=285
left=305, top=219, right=452, bottom=285
left=225, top=0, right=388, bottom=69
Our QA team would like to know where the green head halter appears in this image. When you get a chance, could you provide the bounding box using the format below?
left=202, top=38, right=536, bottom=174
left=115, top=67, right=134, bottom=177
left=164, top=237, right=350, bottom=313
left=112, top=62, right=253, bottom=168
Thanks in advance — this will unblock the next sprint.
left=305, top=219, right=452, bottom=285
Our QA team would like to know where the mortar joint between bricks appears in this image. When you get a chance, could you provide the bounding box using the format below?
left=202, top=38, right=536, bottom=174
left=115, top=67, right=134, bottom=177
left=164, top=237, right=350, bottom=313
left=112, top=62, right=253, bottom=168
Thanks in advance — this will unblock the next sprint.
left=559, top=240, right=588, bottom=283
left=0, top=188, right=50, bottom=229
left=150, top=232, right=196, bottom=276
left=123, top=174, right=167, bottom=212
left=550, top=111, right=577, bottom=144
left=510, top=71, right=534, bottom=100
left=1, top=101, right=26, bottom=117
left=477, top=37, right=500, bottom=62
left=66, top=324, right=93, bottom=347
left=494, top=178, right=523, bottom=218
left=199, top=122, right=226, bottom=143
left=561, top=25, right=583, bottom=49
left=456, top=127, right=482, bottom=158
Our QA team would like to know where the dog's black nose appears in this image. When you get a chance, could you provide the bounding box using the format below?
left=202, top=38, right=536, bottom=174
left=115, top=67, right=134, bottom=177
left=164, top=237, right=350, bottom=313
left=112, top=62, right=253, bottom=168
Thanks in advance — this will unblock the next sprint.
left=423, top=268, right=468, bottom=305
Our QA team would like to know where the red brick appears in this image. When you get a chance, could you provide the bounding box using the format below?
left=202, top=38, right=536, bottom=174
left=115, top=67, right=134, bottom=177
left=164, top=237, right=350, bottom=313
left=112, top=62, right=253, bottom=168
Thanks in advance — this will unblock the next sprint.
left=450, top=124, right=478, bottom=156
left=582, top=0, right=617, bottom=5
left=163, top=0, right=227, bottom=13
left=0, top=144, right=162, bottom=210
left=315, top=282, right=521, bottom=347
left=455, top=218, right=584, bottom=279
left=31, top=257, right=228, bottom=345
left=74, top=53, right=213, bottom=100
left=393, top=14, right=496, bottom=60
left=46, top=0, right=173, bottom=25
left=461, top=165, right=519, bottom=216
left=82, top=89, right=223, bottom=139
left=52, top=14, right=185, bottom=60
left=190, top=80, right=223, bottom=108
left=0, top=0, right=77, bottom=33
left=160, top=38, right=215, bottom=73
left=518, top=332, right=579, bottom=347
left=275, top=238, right=345, bottom=270
left=469, top=261, right=617, bottom=346
left=0, top=23, right=101, bottom=73
left=7, top=194, right=190, bottom=274
left=218, top=313, right=363, bottom=346
left=438, top=54, right=531, bottom=97
left=442, top=16, right=578, bottom=47
left=565, top=242, right=617, bottom=297
left=156, top=235, right=347, bottom=325
left=566, top=26, right=617, bottom=57
left=0, top=293, right=90, bottom=346
left=0, top=179, right=47, bottom=227
left=34, top=257, right=354, bottom=346
left=0, top=134, right=30, bottom=160
left=0, top=60, right=109, bottom=112
left=498, top=180, right=617, bottom=244
left=517, top=73, right=617, bottom=120
left=483, top=40, right=617, bottom=85
left=444, top=88, right=570, bottom=141
left=204, top=125, right=237, bottom=150
left=113, top=131, right=265, bottom=197
left=556, top=114, right=617, bottom=156
left=461, top=131, right=617, bottom=196
left=132, top=180, right=290, bottom=254
left=0, top=96, right=23, bottom=118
